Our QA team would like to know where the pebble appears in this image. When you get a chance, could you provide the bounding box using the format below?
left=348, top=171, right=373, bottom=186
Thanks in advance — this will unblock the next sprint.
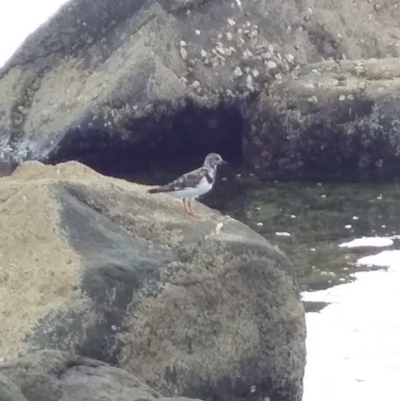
left=252, top=69, right=260, bottom=77
left=261, top=52, right=272, bottom=59
left=226, top=32, right=233, bottom=41
left=339, top=95, right=346, bottom=101
left=352, top=216, right=359, bottom=220
left=233, top=66, right=243, bottom=77
left=228, top=18, right=236, bottom=26
left=290, top=215, right=297, bottom=219
left=243, top=49, right=253, bottom=59
left=195, top=29, right=201, bottom=35
left=216, top=45, right=226, bottom=55
left=250, top=30, right=258, bottom=38
left=201, top=49, right=207, bottom=58
left=321, top=194, right=327, bottom=198
left=345, top=225, right=352, bottom=229
left=180, top=47, right=188, bottom=60
left=286, top=53, right=295, bottom=62
left=180, top=40, right=187, bottom=47
left=191, top=80, right=201, bottom=89
left=246, top=74, right=254, bottom=90
left=256, top=222, right=264, bottom=227
left=266, top=60, right=277, bottom=69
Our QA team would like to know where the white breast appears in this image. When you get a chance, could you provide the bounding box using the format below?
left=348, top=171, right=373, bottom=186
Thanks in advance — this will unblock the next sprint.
left=170, top=176, right=213, bottom=200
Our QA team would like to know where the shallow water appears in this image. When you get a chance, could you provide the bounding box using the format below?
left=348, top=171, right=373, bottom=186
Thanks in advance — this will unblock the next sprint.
left=207, top=177, right=400, bottom=290
left=211, top=177, right=400, bottom=400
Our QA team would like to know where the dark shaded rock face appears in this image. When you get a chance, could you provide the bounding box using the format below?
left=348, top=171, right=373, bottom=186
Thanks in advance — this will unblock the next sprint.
left=0, top=161, right=306, bottom=401
left=0, top=350, right=201, bottom=401
left=1, top=0, right=400, bottom=179
left=245, top=58, right=400, bottom=180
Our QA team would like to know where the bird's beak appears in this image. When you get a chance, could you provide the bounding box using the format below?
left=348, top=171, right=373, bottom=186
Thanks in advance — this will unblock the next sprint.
left=221, top=159, right=228, bottom=165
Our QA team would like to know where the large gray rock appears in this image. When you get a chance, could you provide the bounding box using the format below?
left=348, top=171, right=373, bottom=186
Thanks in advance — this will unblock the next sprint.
left=0, top=0, right=400, bottom=178
left=0, top=161, right=306, bottom=401
left=0, top=350, right=201, bottom=401
left=245, top=58, right=400, bottom=179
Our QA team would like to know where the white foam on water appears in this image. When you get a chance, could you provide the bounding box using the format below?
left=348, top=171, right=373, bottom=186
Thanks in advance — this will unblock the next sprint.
left=303, top=249, right=400, bottom=401
left=357, top=250, right=400, bottom=268
left=275, top=232, right=291, bottom=237
left=339, top=237, right=393, bottom=248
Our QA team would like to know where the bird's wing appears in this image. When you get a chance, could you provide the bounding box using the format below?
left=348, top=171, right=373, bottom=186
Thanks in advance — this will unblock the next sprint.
left=158, top=167, right=207, bottom=192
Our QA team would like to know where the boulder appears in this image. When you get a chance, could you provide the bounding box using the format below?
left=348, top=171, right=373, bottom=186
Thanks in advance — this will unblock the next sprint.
left=0, top=349, right=201, bottom=401
left=0, top=161, right=306, bottom=401
left=0, top=0, right=400, bottom=178
left=245, top=58, right=400, bottom=180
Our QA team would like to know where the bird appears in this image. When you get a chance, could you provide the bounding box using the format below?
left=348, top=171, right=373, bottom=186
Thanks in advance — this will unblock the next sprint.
left=147, top=153, right=227, bottom=216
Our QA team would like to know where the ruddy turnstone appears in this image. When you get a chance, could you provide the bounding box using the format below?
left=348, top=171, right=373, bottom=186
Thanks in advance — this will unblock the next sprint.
left=147, top=153, right=226, bottom=216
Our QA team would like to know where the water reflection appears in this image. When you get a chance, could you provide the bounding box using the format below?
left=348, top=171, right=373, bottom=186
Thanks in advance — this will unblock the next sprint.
left=302, top=248, right=399, bottom=401
left=208, top=179, right=400, bottom=290
left=211, top=178, right=400, bottom=400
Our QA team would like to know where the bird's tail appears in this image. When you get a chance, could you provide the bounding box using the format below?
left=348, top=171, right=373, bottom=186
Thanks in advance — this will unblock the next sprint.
left=147, top=187, right=163, bottom=194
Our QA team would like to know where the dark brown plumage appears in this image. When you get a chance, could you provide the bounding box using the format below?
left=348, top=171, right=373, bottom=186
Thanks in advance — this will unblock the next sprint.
left=147, top=153, right=226, bottom=215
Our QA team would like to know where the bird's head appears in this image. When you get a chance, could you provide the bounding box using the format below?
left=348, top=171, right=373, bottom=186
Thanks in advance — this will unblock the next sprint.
left=204, top=153, right=227, bottom=169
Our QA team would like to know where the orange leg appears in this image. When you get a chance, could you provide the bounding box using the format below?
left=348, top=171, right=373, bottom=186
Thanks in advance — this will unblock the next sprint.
left=187, top=200, right=196, bottom=217
left=183, top=199, right=191, bottom=214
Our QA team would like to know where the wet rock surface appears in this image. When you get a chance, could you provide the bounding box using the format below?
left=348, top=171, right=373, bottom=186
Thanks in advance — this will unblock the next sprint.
left=0, top=161, right=306, bottom=401
left=0, top=1, right=400, bottom=178
left=245, top=58, right=400, bottom=180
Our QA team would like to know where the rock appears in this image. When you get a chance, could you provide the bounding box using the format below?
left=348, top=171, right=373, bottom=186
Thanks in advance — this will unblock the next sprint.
left=180, top=47, right=188, bottom=60
left=1, top=0, right=399, bottom=179
left=0, top=350, right=202, bottom=401
left=233, top=66, right=243, bottom=77
left=266, top=60, right=278, bottom=69
left=244, top=58, right=400, bottom=179
left=0, top=161, right=306, bottom=401
left=0, top=374, right=27, bottom=401
left=191, top=80, right=201, bottom=89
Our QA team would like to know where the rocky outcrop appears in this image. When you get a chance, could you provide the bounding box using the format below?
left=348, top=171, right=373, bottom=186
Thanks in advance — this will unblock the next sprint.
left=245, top=58, right=400, bottom=179
left=0, top=161, right=306, bottom=401
left=0, top=350, right=201, bottom=401
left=1, top=0, right=400, bottom=178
